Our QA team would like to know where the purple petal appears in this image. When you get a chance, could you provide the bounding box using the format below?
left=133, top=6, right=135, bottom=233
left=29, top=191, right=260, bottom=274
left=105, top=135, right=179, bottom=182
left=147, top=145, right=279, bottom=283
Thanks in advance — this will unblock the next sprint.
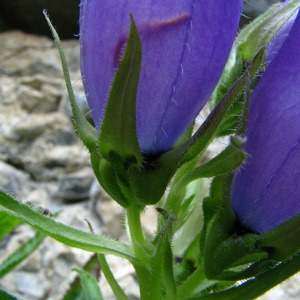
left=231, top=11, right=300, bottom=234
left=267, top=12, right=297, bottom=64
left=80, top=0, right=243, bottom=154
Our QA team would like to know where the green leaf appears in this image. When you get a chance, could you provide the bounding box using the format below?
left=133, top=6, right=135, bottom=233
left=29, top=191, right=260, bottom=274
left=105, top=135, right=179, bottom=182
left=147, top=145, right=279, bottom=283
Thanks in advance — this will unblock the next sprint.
left=99, top=15, right=142, bottom=168
left=0, top=290, right=17, bottom=300
left=0, top=209, right=22, bottom=241
left=0, top=231, right=45, bottom=279
left=236, top=0, right=300, bottom=61
left=43, top=10, right=98, bottom=152
left=74, top=268, right=104, bottom=300
left=0, top=191, right=136, bottom=262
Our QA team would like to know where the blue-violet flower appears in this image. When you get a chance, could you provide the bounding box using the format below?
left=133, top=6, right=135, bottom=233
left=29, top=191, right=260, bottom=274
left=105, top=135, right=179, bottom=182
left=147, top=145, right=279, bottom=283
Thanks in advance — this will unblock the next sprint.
left=79, top=0, right=243, bottom=154
left=231, top=11, right=300, bottom=234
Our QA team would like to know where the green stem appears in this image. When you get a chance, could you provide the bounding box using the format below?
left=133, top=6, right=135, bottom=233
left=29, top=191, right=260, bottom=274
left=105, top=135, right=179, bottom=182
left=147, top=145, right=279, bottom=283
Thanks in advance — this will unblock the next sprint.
left=126, top=206, right=163, bottom=300
left=97, top=254, right=129, bottom=300
left=127, top=206, right=145, bottom=248
left=177, top=263, right=215, bottom=299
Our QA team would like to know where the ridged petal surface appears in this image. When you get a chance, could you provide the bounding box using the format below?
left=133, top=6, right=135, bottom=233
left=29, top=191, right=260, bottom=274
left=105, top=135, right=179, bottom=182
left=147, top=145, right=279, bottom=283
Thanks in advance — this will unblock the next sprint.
left=80, top=0, right=242, bottom=154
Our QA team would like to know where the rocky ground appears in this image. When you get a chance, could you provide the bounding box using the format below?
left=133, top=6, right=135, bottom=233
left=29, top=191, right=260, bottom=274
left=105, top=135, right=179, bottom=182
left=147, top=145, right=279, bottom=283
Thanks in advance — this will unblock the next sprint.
left=0, top=30, right=300, bottom=300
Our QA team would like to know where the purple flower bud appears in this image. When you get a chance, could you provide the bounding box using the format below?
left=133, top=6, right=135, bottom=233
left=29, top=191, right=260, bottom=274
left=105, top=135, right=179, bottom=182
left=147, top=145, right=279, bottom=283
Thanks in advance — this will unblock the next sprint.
left=231, top=11, right=300, bottom=234
left=79, top=1, right=243, bottom=154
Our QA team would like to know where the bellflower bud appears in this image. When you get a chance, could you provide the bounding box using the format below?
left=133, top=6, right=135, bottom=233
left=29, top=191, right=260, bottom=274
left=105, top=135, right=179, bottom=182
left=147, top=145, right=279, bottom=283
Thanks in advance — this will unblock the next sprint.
left=231, top=11, right=300, bottom=234
left=79, top=0, right=243, bottom=155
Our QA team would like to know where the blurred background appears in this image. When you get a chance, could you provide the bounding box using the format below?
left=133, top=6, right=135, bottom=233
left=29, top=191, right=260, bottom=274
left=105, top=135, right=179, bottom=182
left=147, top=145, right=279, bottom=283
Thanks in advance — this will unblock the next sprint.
left=0, top=1, right=295, bottom=300
left=0, top=0, right=283, bottom=40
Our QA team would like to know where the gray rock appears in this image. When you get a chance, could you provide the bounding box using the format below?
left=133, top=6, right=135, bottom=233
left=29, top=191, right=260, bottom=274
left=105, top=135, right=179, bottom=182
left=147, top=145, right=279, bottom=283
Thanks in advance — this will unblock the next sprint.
left=0, top=31, right=79, bottom=76
left=0, top=161, right=30, bottom=195
left=0, top=0, right=80, bottom=39
left=0, top=271, right=49, bottom=300
left=57, top=169, right=94, bottom=201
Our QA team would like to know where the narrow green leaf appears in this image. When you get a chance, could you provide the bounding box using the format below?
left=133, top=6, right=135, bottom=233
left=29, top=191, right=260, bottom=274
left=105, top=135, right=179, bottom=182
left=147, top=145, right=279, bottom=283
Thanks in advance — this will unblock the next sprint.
left=0, top=290, right=17, bottom=300
left=74, top=268, right=104, bottom=300
left=99, top=15, right=142, bottom=167
left=43, top=10, right=98, bottom=152
left=0, top=191, right=136, bottom=262
left=0, top=231, right=45, bottom=278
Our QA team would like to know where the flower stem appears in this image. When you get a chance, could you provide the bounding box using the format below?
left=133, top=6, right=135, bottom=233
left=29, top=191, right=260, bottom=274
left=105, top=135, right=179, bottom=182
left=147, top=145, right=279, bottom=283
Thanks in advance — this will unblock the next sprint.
left=126, top=206, right=163, bottom=300
left=97, top=254, right=129, bottom=300
left=127, top=206, right=145, bottom=248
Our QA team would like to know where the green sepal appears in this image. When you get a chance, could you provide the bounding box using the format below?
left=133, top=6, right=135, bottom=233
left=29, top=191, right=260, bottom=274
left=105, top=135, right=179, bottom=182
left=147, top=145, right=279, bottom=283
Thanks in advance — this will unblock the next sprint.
left=259, top=211, right=300, bottom=261
left=236, top=0, right=300, bottom=61
left=177, top=136, right=246, bottom=188
left=199, top=168, right=299, bottom=282
left=98, top=159, right=130, bottom=208
left=173, top=47, right=264, bottom=166
left=210, top=49, right=244, bottom=137
left=93, top=16, right=145, bottom=208
left=99, top=15, right=142, bottom=168
left=200, top=173, right=264, bottom=280
left=43, top=10, right=98, bottom=152
left=210, top=49, right=243, bottom=109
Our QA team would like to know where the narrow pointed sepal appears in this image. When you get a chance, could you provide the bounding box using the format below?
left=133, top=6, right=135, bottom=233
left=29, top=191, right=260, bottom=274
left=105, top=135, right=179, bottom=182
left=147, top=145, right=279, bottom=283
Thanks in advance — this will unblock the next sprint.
left=99, top=15, right=142, bottom=168
left=43, top=10, right=98, bottom=152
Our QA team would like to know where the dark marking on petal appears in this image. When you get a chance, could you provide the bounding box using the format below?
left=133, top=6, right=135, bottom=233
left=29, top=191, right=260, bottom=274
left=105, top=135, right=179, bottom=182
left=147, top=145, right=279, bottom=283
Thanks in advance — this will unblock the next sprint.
left=114, top=35, right=127, bottom=68
left=157, top=13, right=190, bottom=28
left=113, top=14, right=190, bottom=68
